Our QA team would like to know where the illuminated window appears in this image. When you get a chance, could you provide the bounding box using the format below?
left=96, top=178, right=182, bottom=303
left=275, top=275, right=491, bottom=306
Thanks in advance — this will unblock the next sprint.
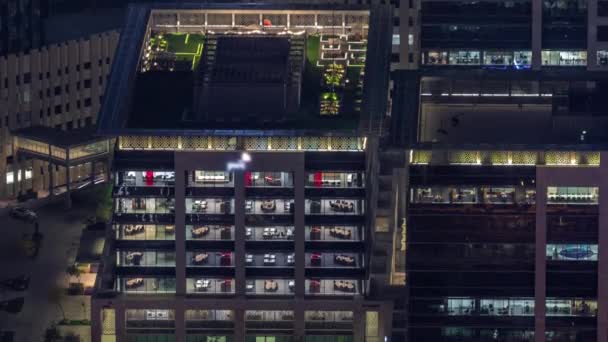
left=6, top=171, right=14, bottom=184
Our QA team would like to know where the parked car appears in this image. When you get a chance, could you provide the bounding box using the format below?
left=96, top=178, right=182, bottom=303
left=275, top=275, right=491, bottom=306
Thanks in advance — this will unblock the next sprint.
left=9, top=207, right=37, bottom=222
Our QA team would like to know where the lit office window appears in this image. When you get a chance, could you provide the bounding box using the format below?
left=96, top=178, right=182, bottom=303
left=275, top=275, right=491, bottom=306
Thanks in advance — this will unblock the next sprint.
left=392, top=34, right=400, bottom=46
left=541, top=50, right=587, bottom=66
left=546, top=244, right=598, bottom=261
left=598, top=50, right=608, bottom=66
left=24, top=168, right=32, bottom=180
left=6, top=171, right=14, bottom=184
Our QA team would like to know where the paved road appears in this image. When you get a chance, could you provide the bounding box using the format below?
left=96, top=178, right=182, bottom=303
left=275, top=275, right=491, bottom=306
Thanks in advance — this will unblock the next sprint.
left=0, top=195, right=96, bottom=341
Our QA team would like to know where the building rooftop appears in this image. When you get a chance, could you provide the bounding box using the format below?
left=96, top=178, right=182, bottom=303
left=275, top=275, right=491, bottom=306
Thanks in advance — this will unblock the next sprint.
left=12, top=125, right=106, bottom=148
left=97, top=3, right=392, bottom=137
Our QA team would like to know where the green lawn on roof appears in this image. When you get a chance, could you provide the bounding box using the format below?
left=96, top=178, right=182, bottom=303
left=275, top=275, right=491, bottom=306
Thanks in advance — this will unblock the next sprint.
left=306, top=35, right=321, bottom=67
left=163, top=33, right=204, bottom=70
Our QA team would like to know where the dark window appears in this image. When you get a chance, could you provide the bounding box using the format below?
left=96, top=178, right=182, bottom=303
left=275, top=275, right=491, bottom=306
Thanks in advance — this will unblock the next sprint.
left=84, top=98, right=92, bottom=107
left=394, top=16, right=400, bottom=26
left=54, top=86, right=61, bottom=96
left=3, top=78, right=6, bottom=88
left=38, top=73, right=42, bottom=81
left=38, top=90, right=42, bottom=99
left=54, top=125, right=61, bottom=131
left=106, top=57, right=110, bottom=64
left=57, top=69, right=62, bottom=76
left=83, top=62, right=91, bottom=70
left=39, top=110, right=43, bottom=119
left=409, top=17, right=414, bottom=27
left=408, top=53, right=414, bottom=63
left=85, top=117, right=92, bottom=126
left=84, top=79, right=91, bottom=89
left=46, top=71, right=50, bottom=79
left=76, top=81, right=81, bottom=90
left=15, top=75, right=19, bottom=85
left=65, top=67, right=69, bottom=74
left=391, top=53, right=400, bottom=63
left=66, top=103, right=70, bottom=112
left=46, top=89, right=50, bottom=97
left=98, top=59, right=102, bottom=67
left=76, top=65, right=80, bottom=72
left=65, top=85, right=70, bottom=93
left=54, top=105, right=62, bottom=114
left=76, top=100, right=81, bottom=109
left=67, top=121, right=73, bottom=130
left=23, top=73, right=30, bottom=84
left=599, top=1, right=608, bottom=16
left=99, top=96, right=103, bottom=104
left=98, top=76, right=103, bottom=85
left=46, top=108, right=51, bottom=117
left=598, top=26, right=608, bottom=41
left=4, top=117, right=7, bottom=127
left=16, top=113, right=20, bottom=124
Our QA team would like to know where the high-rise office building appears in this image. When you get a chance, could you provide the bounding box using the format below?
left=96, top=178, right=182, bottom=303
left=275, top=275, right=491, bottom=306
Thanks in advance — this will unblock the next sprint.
left=91, top=3, right=401, bottom=342
left=389, top=0, right=608, bottom=341
left=0, top=0, right=44, bottom=56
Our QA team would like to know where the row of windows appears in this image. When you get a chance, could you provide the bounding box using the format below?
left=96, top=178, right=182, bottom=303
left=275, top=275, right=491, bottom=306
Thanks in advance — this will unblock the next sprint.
left=1, top=58, right=111, bottom=88
left=117, top=277, right=361, bottom=296
left=116, top=224, right=362, bottom=242
left=414, top=297, right=597, bottom=317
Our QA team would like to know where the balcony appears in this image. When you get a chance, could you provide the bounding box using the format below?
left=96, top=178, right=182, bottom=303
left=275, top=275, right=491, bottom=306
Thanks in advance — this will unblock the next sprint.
left=306, top=225, right=361, bottom=241
left=187, top=225, right=234, bottom=241
left=246, top=279, right=295, bottom=296
left=246, top=253, right=294, bottom=267
left=246, top=199, right=294, bottom=216
left=187, top=251, right=233, bottom=267
left=304, top=311, right=354, bottom=331
left=305, top=279, right=360, bottom=296
left=186, top=278, right=234, bottom=295
left=246, top=226, right=294, bottom=241
left=305, top=199, right=364, bottom=215
left=115, top=224, right=176, bottom=240
left=117, top=250, right=176, bottom=267
left=305, top=252, right=360, bottom=268
left=117, top=277, right=176, bottom=294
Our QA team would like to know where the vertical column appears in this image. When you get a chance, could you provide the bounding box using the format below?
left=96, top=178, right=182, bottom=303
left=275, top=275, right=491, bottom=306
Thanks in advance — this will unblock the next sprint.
left=175, top=165, right=186, bottom=295
left=353, top=307, right=366, bottom=342
left=65, top=163, right=72, bottom=209
left=294, top=164, right=305, bottom=297
left=174, top=298, right=185, bottom=342
left=12, top=140, right=17, bottom=197
left=19, top=162, right=25, bottom=195
left=48, top=162, right=54, bottom=197
left=90, top=160, right=95, bottom=183
left=90, top=301, right=102, bottom=342
left=234, top=308, right=245, bottom=342
left=234, top=169, right=246, bottom=296
left=534, top=172, right=547, bottom=342
left=294, top=305, right=305, bottom=342
left=598, top=152, right=608, bottom=342
left=532, top=0, right=542, bottom=70
left=115, top=304, right=126, bottom=342
left=588, top=0, right=599, bottom=70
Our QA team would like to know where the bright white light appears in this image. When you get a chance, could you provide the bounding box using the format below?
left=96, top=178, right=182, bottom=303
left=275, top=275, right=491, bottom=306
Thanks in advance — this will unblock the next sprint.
left=241, top=152, right=252, bottom=162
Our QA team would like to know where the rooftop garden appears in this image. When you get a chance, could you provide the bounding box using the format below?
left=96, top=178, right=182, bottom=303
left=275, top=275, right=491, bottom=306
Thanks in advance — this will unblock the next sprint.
left=143, top=33, right=204, bottom=71
left=131, top=30, right=367, bottom=131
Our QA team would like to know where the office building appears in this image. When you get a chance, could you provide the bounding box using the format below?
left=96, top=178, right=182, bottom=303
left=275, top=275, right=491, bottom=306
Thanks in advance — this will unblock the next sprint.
left=389, top=0, right=608, bottom=341
left=91, top=3, right=402, bottom=342
left=0, top=0, right=44, bottom=56
left=0, top=31, right=119, bottom=200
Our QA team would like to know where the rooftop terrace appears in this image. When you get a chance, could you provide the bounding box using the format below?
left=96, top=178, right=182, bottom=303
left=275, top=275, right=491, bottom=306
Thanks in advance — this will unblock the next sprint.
left=97, top=4, right=391, bottom=136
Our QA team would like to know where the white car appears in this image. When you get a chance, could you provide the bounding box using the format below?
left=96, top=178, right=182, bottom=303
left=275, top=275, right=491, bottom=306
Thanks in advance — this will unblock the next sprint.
left=9, top=207, right=37, bottom=222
